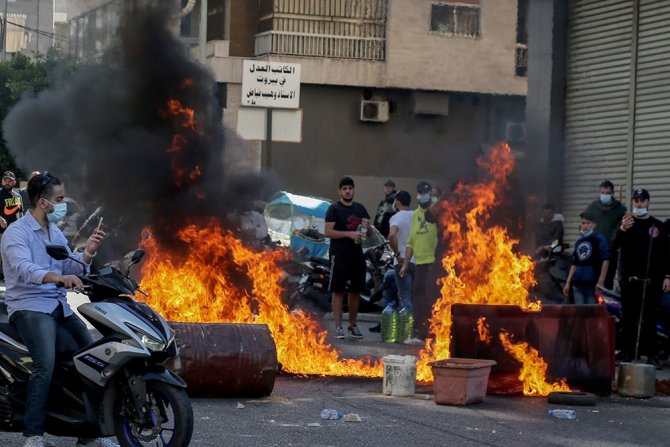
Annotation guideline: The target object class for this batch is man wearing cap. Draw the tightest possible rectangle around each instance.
[400,180,439,340]
[611,188,670,364]
[0,171,23,280]
[324,176,370,340]
[373,179,397,238]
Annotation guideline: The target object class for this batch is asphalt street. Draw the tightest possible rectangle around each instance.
[1,293,669,446]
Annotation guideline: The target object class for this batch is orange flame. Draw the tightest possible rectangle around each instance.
[138,221,381,377]
[499,332,571,396]
[476,317,491,345]
[160,98,203,188]
[416,142,540,383]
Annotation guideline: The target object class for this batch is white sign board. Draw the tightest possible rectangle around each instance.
[242,60,301,109]
[236,107,303,143]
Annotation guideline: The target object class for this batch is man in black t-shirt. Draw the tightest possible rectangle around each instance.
[612,188,670,363]
[0,171,23,280]
[324,176,370,340]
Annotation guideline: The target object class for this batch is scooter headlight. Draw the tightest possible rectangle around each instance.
[126,324,167,352]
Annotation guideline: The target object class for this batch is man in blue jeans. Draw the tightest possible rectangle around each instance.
[1,173,116,447]
[389,191,420,342]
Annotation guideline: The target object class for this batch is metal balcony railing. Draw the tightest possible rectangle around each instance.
[255,30,385,60]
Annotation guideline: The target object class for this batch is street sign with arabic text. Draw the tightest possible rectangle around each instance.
[241,60,301,109]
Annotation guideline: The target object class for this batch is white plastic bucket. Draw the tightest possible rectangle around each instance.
[383,355,417,397]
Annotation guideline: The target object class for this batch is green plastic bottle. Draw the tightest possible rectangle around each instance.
[398,307,414,343]
[381,302,399,343]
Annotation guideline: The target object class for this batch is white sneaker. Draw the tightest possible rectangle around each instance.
[23,436,46,447]
[76,438,120,447]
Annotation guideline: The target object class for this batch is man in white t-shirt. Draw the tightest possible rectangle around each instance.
[388,190,414,310]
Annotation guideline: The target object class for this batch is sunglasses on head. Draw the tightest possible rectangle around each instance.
[38,172,55,198]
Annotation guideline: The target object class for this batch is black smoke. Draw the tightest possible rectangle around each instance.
[3,1,271,256]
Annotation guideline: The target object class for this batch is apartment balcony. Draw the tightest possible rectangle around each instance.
[256,0,387,61]
[255,30,385,60]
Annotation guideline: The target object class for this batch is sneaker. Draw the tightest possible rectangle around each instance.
[348,325,364,339]
[334,326,345,339]
[369,323,381,333]
[76,438,120,447]
[23,436,46,447]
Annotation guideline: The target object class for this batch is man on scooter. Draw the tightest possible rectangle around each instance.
[0,173,117,447]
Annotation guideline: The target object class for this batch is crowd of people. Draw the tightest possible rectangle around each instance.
[536,180,670,366]
[324,176,441,343]
[328,175,669,368]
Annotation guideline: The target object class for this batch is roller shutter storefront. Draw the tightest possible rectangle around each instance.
[563,0,633,245]
[563,0,670,245]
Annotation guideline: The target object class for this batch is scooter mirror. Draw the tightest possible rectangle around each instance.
[46,245,70,260]
[129,249,145,266]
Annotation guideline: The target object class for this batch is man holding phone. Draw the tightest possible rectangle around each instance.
[0,173,115,447]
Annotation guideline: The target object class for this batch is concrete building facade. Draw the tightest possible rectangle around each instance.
[66,0,528,211]
[1,0,57,58]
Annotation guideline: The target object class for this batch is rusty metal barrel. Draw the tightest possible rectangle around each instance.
[166,323,278,397]
[450,304,615,396]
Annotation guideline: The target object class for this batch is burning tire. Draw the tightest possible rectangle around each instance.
[115,381,194,447]
[547,391,597,406]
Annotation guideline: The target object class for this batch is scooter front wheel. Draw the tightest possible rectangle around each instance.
[114,380,194,447]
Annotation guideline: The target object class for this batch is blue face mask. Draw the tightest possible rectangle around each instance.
[417,193,431,204]
[599,194,612,204]
[632,207,648,217]
[45,200,67,223]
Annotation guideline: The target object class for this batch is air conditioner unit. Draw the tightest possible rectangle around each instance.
[359,100,389,123]
[505,121,526,142]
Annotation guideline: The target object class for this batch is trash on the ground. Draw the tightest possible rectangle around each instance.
[343,413,362,422]
[236,402,245,409]
[548,409,576,420]
[320,409,344,420]
[307,422,321,427]
[424,394,431,400]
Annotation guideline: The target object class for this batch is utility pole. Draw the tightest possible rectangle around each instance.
[2,0,8,61]
[35,0,40,53]
[198,0,207,64]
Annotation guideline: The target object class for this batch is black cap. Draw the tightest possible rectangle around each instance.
[417,180,432,193]
[394,190,411,206]
[632,188,650,200]
[2,171,15,180]
[384,179,395,187]
[338,176,355,189]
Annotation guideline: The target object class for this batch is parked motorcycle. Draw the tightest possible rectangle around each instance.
[283,229,393,316]
[532,241,571,304]
[596,285,670,360]
[0,247,193,446]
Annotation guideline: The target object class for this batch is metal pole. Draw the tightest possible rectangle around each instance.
[35,0,40,53]
[198,0,207,64]
[264,108,273,170]
[2,0,8,61]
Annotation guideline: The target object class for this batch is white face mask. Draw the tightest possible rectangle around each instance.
[580,230,593,237]
[632,207,648,217]
[44,200,67,223]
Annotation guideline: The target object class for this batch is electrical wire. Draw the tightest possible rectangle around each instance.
[4,19,68,43]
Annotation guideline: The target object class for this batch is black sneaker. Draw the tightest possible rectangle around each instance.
[369,323,381,333]
[334,326,345,339]
[348,325,363,339]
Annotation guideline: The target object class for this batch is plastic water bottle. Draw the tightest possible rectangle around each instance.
[320,409,344,420]
[355,224,366,245]
[548,409,576,420]
[398,307,414,342]
[381,302,399,343]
